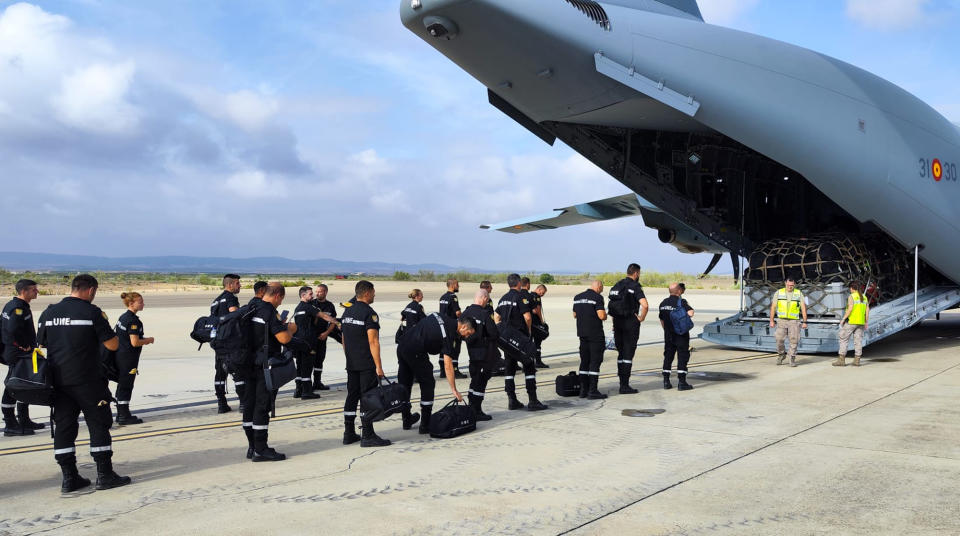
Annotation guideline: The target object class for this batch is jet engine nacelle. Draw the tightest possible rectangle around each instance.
[657,228,715,254]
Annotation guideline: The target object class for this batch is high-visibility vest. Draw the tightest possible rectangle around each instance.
[776,289,803,320]
[849,291,868,325]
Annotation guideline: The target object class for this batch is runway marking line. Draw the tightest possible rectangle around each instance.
[0,352,774,457]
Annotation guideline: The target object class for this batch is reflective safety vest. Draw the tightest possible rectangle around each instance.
[776,288,803,320]
[849,291,868,325]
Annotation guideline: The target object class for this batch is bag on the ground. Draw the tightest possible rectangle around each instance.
[670,296,694,335]
[496,322,537,361]
[360,377,411,422]
[4,349,54,406]
[263,349,297,391]
[429,399,477,439]
[100,347,120,382]
[532,322,550,342]
[555,372,580,397]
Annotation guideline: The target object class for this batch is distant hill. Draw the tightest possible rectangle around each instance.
[0,252,505,276]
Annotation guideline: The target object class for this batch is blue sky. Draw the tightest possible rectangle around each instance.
[0,0,956,274]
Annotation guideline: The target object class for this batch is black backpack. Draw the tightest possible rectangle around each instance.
[4,349,54,406]
[190,316,216,349]
[211,304,257,354]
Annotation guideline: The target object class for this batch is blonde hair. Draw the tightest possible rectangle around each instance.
[408,289,422,300]
[121,292,143,307]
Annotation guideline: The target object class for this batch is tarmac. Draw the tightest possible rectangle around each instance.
[0,283,958,535]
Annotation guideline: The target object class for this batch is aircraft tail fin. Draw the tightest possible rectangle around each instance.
[605,0,703,21]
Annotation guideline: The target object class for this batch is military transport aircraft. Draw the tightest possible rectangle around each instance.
[400,0,960,352]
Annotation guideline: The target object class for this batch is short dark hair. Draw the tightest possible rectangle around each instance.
[253,281,268,295]
[72,274,99,292]
[222,274,240,287]
[355,280,375,298]
[480,281,492,290]
[299,286,312,297]
[785,277,796,283]
[15,279,37,295]
[264,283,285,298]
[507,273,521,288]
[316,283,328,291]
[627,263,641,276]
[520,277,531,287]
[457,317,475,330]
[849,280,862,291]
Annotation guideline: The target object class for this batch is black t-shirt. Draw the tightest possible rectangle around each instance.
[528,292,544,326]
[294,300,320,343]
[115,310,145,360]
[609,278,646,316]
[341,301,380,371]
[247,296,264,308]
[659,296,693,330]
[401,313,457,357]
[312,299,337,332]
[401,301,426,327]
[496,289,531,331]
[37,297,115,386]
[211,290,240,317]
[461,304,498,349]
[2,297,36,362]
[573,289,606,338]
[251,300,288,361]
[438,291,460,320]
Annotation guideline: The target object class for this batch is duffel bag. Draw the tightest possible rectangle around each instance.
[496,323,537,361]
[263,350,297,392]
[532,322,550,342]
[100,346,120,383]
[555,371,580,397]
[429,399,477,439]
[4,349,54,406]
[361,377,411,422]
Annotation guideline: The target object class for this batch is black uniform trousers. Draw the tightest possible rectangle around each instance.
[467,344,494,410]
[295,348,316,388]
[579,336,605,377]
[53,381,114,465]
[662,330,691,375]
[503,350,538,401]
[343,369,379,427]
[613,316,641,380]
[114,351,139,407]
[313,339,328,386]
[239,365,273,451]
[397,345,436,417]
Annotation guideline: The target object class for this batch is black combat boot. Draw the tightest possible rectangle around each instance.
[402,409,421,430]
[293,380,302,398]
[524,377,547,411]
[678,373,694,391]
[3,405,30,436]
[116,404,143,425]
[299,379,320,400]
[619,375,638,394]
[469,394,492,421]
[252,447,286,462]
[343,418,361,445]
[418,406,433,435]
[438,362,446,379]
[58,455,91,493]
[217,396,232,414]
[579,374,589,398]
[360,421,391,447]
[94,454,132,490]
[587,377,607,400]
[507,397,525,410]
[535,356,549,369]
[662,372,673,390]
[313,372,330,391]
[454,369,468,379]
[244,426,255,459]
[18,403,45,430]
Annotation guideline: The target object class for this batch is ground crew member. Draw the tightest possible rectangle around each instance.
[526,280,549,369]
[244,282,297,462]
[211,274,241,413]
[461,290,498,420]
[573,281,608,399]
[608,263,649,394]
[438,278,466,379]
[114,292,155,425]
[292,286,322,400]
[340,280,390,447]
[659,283,695,391]
[37,274,131,492]
[396,312,474,433]
[836,281,869,367]
[497,274,548,411]
[769,277,808,367]
[310,283,337,390]
[2,279,45,436]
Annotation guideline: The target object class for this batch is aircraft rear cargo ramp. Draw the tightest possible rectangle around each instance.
[702,286,960,354]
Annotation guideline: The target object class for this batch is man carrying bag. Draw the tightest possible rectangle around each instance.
[496,274,547,412]
[341,281,391,448]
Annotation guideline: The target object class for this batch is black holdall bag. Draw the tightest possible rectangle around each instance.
[100,346,120,383]
[495,300,537,361]
[555,371,580,397]
[257,316,296,392]
[361,376,411,423]
[4,349,55,406]
[429,399,477,439]
[532,322,550,342]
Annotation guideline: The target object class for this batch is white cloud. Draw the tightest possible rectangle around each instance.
[52,61,139,134]
[222,90,279,131]
[846,0,931,30]
[222,170,289,199]
[698,0,761,25]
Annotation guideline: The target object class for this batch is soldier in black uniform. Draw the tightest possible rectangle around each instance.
[2,279,45,436]
[243,282,297,461]
[438,278,466,379]
[292,286,322,400]
[247,281,267,308]
[310,284,337,391]
[37,274,130,492]
[461,289,498,420]
[397,312,474,433]
[498,274,548,411]
[531,282,550,368]
[113,292,155,425]
[659,283,695,391]
[573,281,608,399]
[608,263,649,394]
[401,289,426,329]
[340,280,390,447]
[210,274,241,413]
